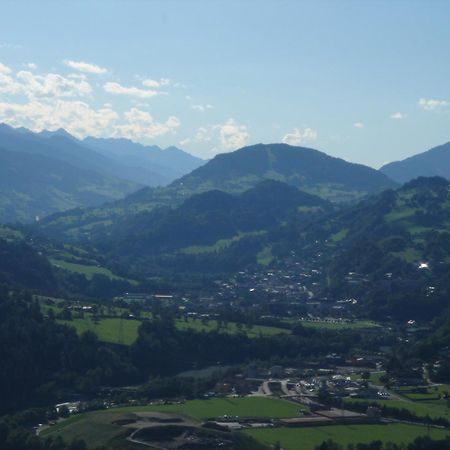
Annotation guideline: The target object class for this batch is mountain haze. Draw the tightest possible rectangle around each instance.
[83,137,205,183]
[0,124,204,222]
[380,142,450,184]
[0,147,138,223]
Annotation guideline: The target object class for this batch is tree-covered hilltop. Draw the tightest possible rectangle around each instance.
[174,143,396,201]
[36,142,396,241]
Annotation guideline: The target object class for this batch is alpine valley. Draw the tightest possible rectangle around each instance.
[3,126,450,450]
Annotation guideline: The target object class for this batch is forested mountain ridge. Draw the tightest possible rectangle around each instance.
[380,141,450,184]
[37,181,331,278]
[37,142,395,240]
[173,143,397,202]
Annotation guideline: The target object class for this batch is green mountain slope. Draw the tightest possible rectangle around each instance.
[173,143,397,202]
[277,176,450,320]
[89,180,331,277]
[38,142,395,240]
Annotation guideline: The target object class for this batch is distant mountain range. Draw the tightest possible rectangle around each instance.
[0,124,204,222]
[37,142,396,240]
[380,142,450,184]
[83,137,203,183]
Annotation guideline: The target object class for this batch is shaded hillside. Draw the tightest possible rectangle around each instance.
[0,237,57,291]
[276,176,450,321]
[380,142,450,184]
[0,148,138,223]
[89,181,331,276]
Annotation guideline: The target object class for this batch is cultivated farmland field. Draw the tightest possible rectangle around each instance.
[59,318,141,345]
[107,397,303,419]
[60,316,290,345]
[244,423,449,450]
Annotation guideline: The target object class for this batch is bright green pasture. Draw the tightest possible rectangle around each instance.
[245,423,449,450]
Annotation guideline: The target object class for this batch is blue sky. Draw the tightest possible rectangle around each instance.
[0,0,449,167]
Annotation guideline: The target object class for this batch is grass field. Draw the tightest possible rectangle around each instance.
[256,246,273,266]
[50,258,137,284]
[180,231,265,255]
[107,397,304,420]
[345,397,450,420]
[293,319,381,331]
[59,317,141,345]
[40,410,132,449]
[177,318,290,337]
[41,397,302,447]
[244,423,449,450]
[60,316,290,345]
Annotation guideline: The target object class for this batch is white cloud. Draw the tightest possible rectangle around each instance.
[353,122,364,128]
[0,99,118,138]
[0,66,92,98]
[282,127,317,146]
[0,99,180,142]
[112,107,180,140]
[142,78,171,88]
[16,70,92,98]
[103,81,159,98]
[179,138,191,146]
[214,118,249,151]
[418,98,448,111]
[0,61,180,143]
[189,119,249,154]
[0,68,21,95]
[64,60,107,74]
[0,63,12,74]
[191,103,213,112]
[390,112,404,119]
[194,126,212,143]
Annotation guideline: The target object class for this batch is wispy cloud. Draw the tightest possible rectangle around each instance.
[353,122,364,128]
[191,103,213,112]
[103,81,159,98]
[418,98,448,111]
[142,78,170,88]
[390,112,405,119]
[64,60,107,74]
[189,118,249,154]
[0,42,22,49]
[282,127,317,146]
